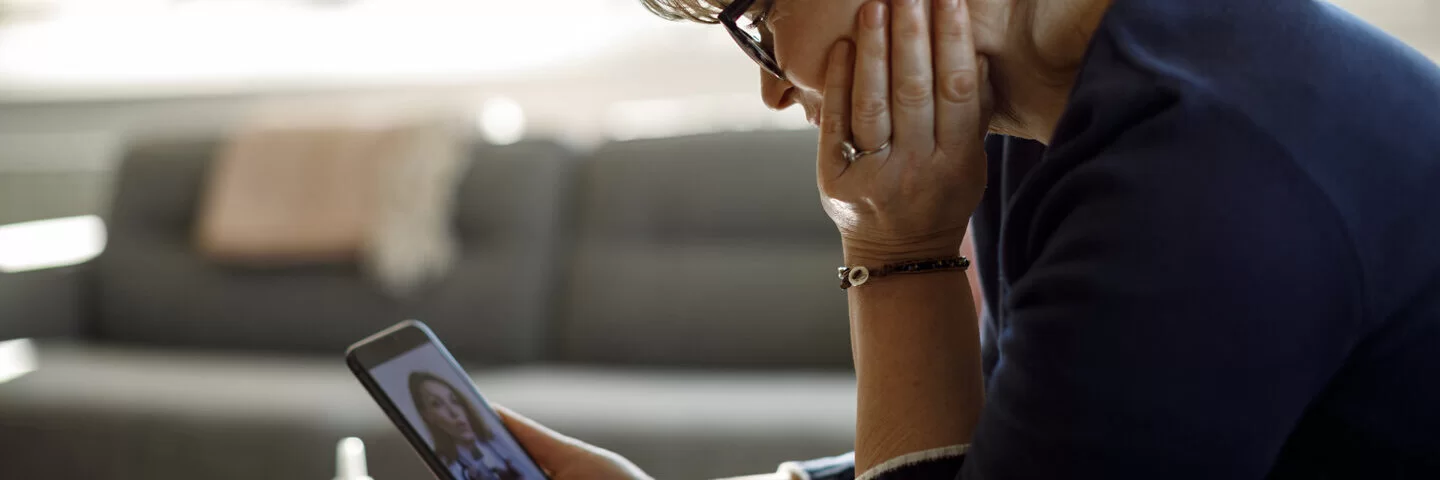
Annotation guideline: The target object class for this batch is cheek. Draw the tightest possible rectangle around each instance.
[769,1,865,92]
[772,38,829,93]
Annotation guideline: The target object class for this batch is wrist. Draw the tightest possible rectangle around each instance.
[842,239,964,266]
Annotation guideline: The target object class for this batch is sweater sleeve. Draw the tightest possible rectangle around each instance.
[957,102,1366,479]
[857,99,1367,480]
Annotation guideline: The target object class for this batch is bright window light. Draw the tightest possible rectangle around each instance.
[0,338,38,385]
[0,4,661,92]
[477,97,527,145]
[0,215,106,273]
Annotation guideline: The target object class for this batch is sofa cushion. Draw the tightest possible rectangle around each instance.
[399,140,575,362]
[564,244,849,368]
[93,139,570,364]
[0,265,89,340]
[0,342,856,480]
[560,131,851,368]
[573,132,836,242]
[94,139,413,356]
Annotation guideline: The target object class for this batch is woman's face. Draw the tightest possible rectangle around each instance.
[755,0,871,123]
[418,380,478,443]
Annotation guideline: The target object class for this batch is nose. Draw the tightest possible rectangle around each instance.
[760,68,798,111]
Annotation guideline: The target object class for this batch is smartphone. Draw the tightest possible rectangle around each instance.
[346,320,550,480]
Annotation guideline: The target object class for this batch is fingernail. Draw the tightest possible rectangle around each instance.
[863,2,886,29]
[939,0,959,8]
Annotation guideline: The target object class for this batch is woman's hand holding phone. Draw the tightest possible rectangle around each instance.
[500,406,803,480]
[494,406,652,480]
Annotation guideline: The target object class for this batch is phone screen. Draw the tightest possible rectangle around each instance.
[349,322,548,480]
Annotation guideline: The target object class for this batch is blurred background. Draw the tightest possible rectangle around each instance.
[0,1,1434,479]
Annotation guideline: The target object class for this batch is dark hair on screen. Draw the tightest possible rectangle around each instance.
[408,371,494,464]
[639,0,732,23]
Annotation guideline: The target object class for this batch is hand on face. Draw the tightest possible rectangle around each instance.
[819,0,993,264]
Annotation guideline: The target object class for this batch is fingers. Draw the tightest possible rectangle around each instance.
[851,1,891,153]
[494,405,585,470]
[934,0,985,153]
[889,0,936,153]
[818,40,856,181]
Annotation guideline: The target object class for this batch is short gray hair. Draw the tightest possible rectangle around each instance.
[638,0,731,24]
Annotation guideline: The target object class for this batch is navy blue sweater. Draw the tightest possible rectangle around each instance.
[808,0,1440,478]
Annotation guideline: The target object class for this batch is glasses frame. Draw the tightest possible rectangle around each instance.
[719,0,785,80]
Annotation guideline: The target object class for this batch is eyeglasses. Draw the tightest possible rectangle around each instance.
[719,0,785,80]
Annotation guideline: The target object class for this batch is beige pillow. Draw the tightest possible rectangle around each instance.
[195,128,392,265]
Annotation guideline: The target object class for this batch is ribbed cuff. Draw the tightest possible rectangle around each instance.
[778,451,856,480]
[855,444,970,480]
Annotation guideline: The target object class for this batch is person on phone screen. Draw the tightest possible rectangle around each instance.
[409,372,523,480]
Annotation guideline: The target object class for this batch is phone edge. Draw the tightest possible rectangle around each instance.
[345,321,464,480]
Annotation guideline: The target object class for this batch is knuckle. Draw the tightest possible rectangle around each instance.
[934,10,970,40]
[852,95,889,123]
[940,69,981,104]
[893,75,934,108]
[936,24,967,43]
[822,113,848,136]
[893,21,925,39]
[857,37,884,57]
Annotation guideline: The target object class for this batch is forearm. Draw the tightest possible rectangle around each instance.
[847,249,985,473]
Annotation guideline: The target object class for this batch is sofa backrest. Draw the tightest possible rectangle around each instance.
[408,141,574,363]
[92,138,571,364]
[557,131,852,369]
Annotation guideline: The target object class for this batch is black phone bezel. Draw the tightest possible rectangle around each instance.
[344,320,550,480]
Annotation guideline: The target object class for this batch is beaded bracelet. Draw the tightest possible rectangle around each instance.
[838,256,971,290]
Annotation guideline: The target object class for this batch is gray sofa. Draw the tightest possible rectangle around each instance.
[0,131,856,480]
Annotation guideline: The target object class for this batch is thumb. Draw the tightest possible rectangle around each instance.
[494,405,588,469]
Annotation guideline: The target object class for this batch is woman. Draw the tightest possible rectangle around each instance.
[501,0,1440,479]
[409,372,524,480]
